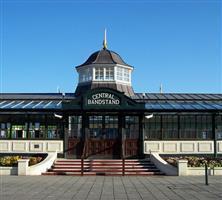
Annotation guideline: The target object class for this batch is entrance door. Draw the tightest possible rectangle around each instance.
[124,116,140,158]
[67,116,83,158]
[87,115,120,158]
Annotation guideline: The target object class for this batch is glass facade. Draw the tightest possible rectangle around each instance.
[0,113,220,141]
[0,114,63,139]
[144,114,216,140]
[180,116,196,139]
[216,115,222,139]
[125,116,139,139]
[89,115,118,139]
[144,115,161,139]
[162,115,178,139]
[68,116,82,138]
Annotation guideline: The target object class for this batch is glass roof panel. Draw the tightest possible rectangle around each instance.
[145,102,165,110]
[163,94,176,100]
[205,102,222,110]
[0,100,63,110]
[22,101,36,109]
[146,94,158,100]
[168,102,185,110]
[0,101,9,108]
[1,101,19,109]
[145,103,153,109]
[11,101,28,109]
[196,94,209,100]
[188,102,205,110]
[196,102,214,110]
[44,101,62,109]
[213,94,222,99]
[158,102,174,109]
[153,94,165,100]
[180,94,193,100]
[171,94,184,100]
[187,94,202,100]
[180,102,196,110]
[150,102,165,109]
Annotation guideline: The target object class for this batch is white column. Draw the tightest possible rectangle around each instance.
[18,159,29,175]
[92,67,95,81]
[177,160,188,176]
[103,67,106,80]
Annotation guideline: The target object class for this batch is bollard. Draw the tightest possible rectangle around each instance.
[205,163,208,185]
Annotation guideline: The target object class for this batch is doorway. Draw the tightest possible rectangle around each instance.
[87,115,120,158]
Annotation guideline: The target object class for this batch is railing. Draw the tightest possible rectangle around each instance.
[122,138,125,176]
[81,139,88,176]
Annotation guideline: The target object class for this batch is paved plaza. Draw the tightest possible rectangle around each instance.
[0,176,222,200]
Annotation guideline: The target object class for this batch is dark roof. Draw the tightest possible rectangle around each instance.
[0,92,222,111]
[75,83,134,97]
[0,93,75,100]
[144,101,222,111]
[76,49,132,68]
[133,93,222,101]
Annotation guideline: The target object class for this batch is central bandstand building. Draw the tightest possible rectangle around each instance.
[0,38,222,162]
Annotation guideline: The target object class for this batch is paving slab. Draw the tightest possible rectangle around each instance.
[0,176,221,200]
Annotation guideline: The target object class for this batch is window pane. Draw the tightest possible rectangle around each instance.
[95,68,104,80]
[125,116,139,139]
[105,67,114,80]
[196,115,212,139]
[216,115,222,139]
[144,115,161,139]
[162,115,178,139]
[68,116,82,138]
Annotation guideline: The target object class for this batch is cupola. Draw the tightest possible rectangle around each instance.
[75,30,134,96]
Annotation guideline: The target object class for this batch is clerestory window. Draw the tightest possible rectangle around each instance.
[105,67,114,80]
[116,67,130,82]
[95,68,104,80]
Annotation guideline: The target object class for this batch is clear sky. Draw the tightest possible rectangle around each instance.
[0,0,221,94]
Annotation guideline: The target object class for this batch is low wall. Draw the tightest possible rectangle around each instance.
[0,166,17,175]
[0,152,57,175]
[144,140,222,154]
[18,152,57,175]
[150,153,177,175]
[177,159,222,176]
[0,140,63,154]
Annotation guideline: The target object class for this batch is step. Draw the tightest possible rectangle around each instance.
[55,159,150,162]
[50,168,160,173]
[42,171,164,176]
[43,158,164,176]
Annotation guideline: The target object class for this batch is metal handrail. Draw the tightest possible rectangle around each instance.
[81,139,88,176]
[122,137,125,176]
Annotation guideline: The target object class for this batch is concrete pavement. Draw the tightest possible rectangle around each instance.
[0,176,222,200]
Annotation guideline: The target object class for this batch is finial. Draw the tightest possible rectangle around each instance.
[103,28,107,49]
[160,83,163,93]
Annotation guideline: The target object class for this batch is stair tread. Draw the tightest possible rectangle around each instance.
[43,158,164,176]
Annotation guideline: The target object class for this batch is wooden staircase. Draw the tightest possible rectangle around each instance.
[42,159,165,176]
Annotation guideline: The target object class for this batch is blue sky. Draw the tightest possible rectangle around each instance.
[0,0,221,94]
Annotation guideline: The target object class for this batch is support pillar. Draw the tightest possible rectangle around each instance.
[18,159,29,176]
[213,114,217,158]
[139,114,144,157]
